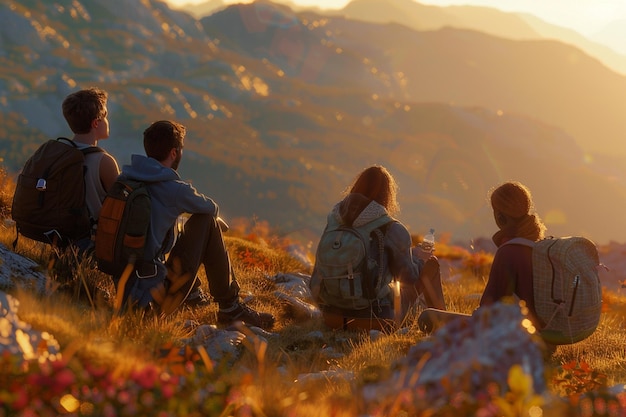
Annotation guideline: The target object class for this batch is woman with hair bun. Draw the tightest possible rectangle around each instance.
[419,181,547,332]
[480,181,546,325]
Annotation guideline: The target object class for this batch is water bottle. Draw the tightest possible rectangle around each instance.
[422,228,435,254]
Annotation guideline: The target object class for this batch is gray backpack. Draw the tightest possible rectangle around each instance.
[311,214,393,311]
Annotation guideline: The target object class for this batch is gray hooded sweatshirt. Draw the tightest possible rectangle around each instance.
[120,154,218,265]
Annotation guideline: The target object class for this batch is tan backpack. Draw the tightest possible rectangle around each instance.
[506,236,602,345]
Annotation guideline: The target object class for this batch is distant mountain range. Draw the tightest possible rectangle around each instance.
[590,18,626,56]
[1,0,626,246]
[178,0,626,77]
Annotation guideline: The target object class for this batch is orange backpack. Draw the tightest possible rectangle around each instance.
[95,178,151,276]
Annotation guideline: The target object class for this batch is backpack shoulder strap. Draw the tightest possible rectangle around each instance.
[358,215,394,291]
[501,237,535,248]
[56,137,78,148]
[81,146,105,156]
[55,137,104,155]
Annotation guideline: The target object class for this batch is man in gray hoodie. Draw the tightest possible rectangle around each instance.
[116,120,275,330]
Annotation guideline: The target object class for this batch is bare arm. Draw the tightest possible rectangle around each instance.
[99,152,120,192]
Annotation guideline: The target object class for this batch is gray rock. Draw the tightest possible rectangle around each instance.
[0,291,61,364]
[0,243,47,294]
[360,301,547,412]
[369,329,384,341]
[183,324,246,366]
[269,272,321,321]
[274,290,321,321]
[305,330,325,341]
[269,272,314,299]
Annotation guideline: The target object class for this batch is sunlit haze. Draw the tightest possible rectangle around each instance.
[165,0,626,36]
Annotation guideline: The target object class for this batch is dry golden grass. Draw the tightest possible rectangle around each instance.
[2,221,626,416]
[551,292,626,388]
[0,166,15,219]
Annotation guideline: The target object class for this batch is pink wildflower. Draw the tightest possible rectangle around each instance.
[11,385,29,410]
[51,368,76,395]
[161,382,175,399]
[132,365,160,389]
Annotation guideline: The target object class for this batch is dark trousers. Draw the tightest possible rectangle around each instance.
[168,213,239,306]
[121,214,239,309]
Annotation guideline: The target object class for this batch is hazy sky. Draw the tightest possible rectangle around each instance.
[166,0,625,36]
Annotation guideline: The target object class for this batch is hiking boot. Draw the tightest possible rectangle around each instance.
[184,288,211,308]
[217,303,275,330]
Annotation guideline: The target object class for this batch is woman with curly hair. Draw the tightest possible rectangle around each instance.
[310,165,445,331]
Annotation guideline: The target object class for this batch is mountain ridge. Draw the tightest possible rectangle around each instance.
[202,6,626,156]
[178,0,626,77]
[1,0,626,246]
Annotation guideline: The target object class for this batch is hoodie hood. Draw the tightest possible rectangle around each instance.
[333,193,389,227]
[121,154,180,183]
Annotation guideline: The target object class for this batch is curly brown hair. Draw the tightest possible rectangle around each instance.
[346,165,399,215]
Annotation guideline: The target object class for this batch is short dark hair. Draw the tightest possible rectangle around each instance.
[62,87,108,134]
[143,120,186,162]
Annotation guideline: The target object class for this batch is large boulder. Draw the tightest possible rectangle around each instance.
[361,301,547,413]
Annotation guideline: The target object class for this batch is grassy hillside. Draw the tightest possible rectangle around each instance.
[1,212,626,416]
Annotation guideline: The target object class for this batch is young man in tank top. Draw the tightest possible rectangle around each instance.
[41,88,121,282]
[61,87,120,224]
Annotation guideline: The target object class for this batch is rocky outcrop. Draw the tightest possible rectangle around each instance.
[361,301,547,413]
